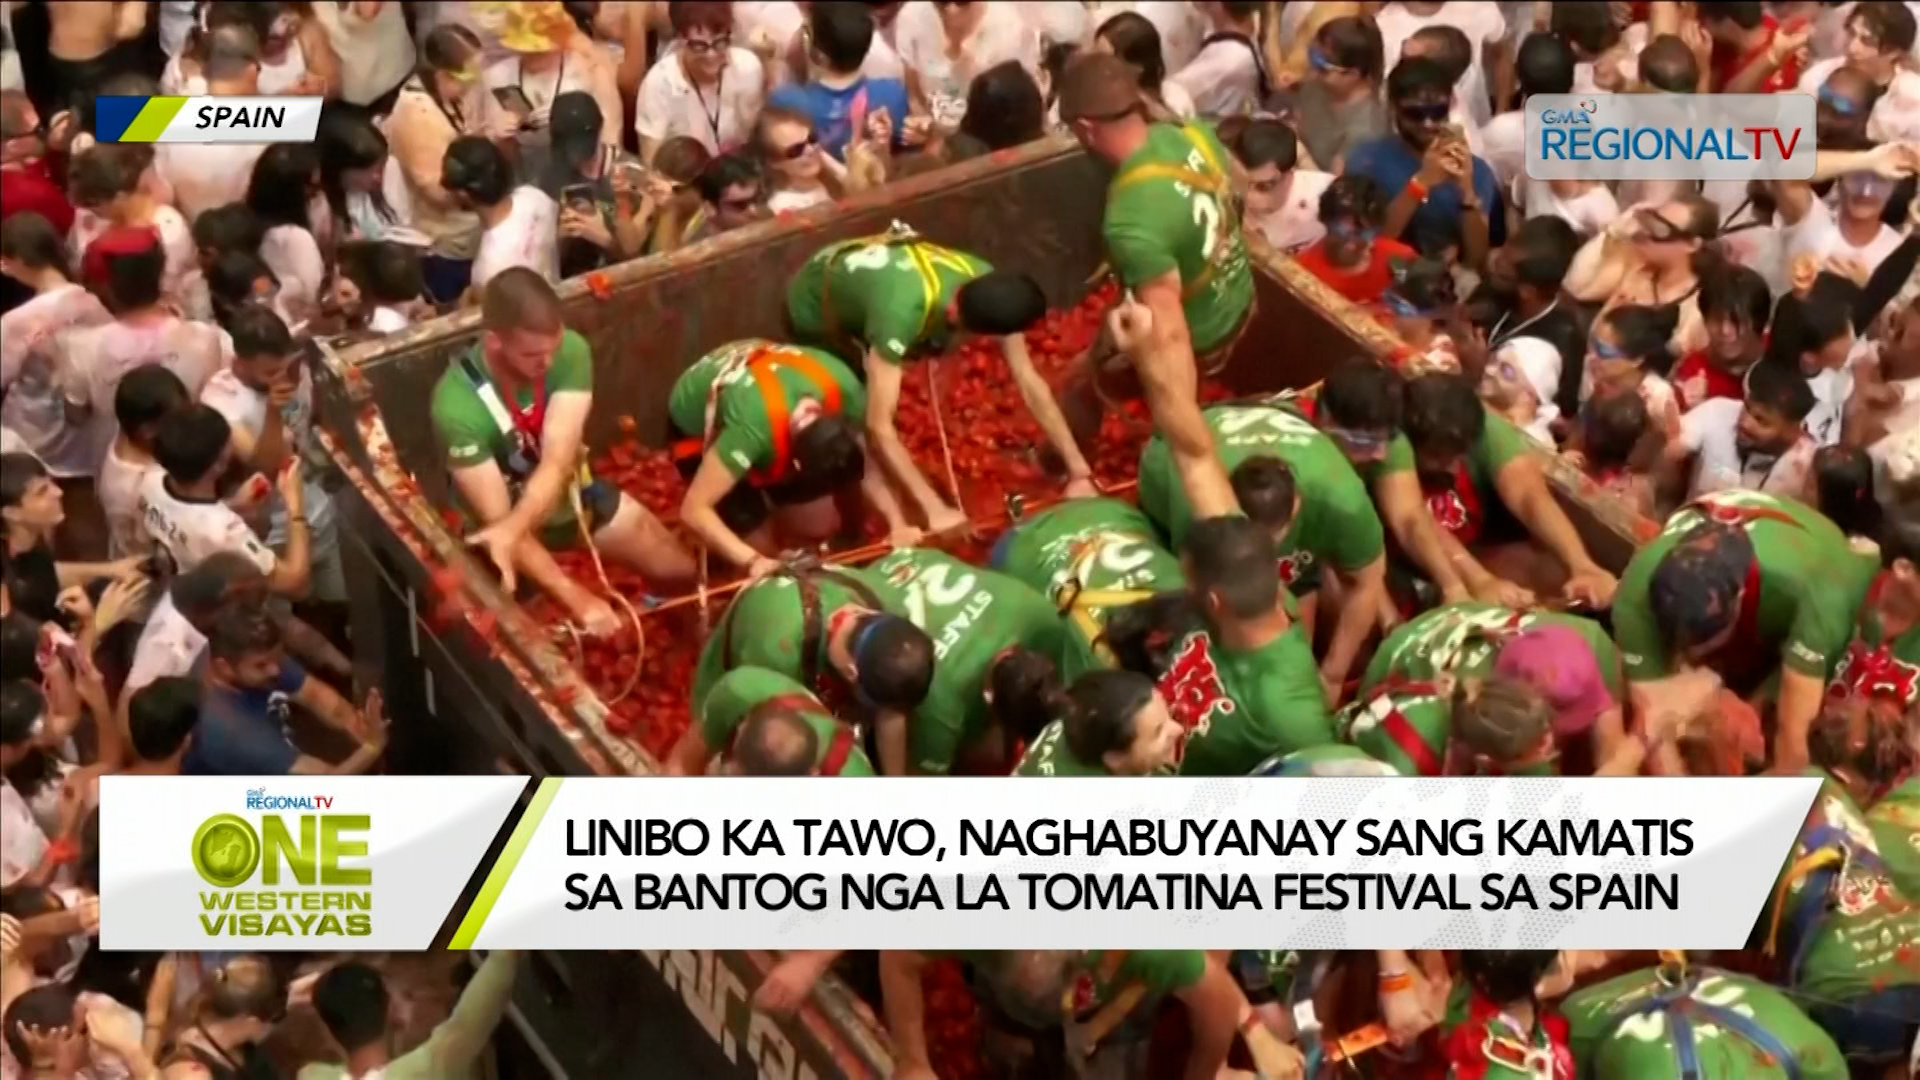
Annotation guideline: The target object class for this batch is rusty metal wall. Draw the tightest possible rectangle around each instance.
[331,137,1108,497]
[315,136,1662,1080]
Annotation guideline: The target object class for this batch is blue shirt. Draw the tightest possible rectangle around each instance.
[768,77,910,159]
[183,660,308,776]
[1342,135,1506,254]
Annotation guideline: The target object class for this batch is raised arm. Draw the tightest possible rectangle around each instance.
[1107,295,1239,521]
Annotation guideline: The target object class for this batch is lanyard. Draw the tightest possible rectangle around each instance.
[1490,297,1558,348]
[693,67,726,148]
[465,355,547,446]
[518,52,567,109]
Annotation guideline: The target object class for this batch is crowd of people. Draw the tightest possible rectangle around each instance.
[0,0,1917,1078]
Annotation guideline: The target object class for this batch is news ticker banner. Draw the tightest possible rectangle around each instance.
[1525,92,1815,181]
[99,775,1819,952]
[94,95,322,144]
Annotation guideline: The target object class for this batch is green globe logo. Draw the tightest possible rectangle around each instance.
[192,814,261,888]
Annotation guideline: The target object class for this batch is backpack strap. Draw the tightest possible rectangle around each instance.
[1198,30,1272,101]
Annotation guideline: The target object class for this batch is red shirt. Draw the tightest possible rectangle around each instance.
[1670,350,1751,413]
[0,160,75,237]
[1712,15,1802,92]
[1293,237,1417,306]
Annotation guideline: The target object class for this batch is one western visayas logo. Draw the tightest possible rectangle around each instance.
[193,790,372,938]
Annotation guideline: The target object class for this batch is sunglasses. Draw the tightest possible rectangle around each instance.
[777,132,819,160]
[1398,102,1451,123]
[1817,85,1863,117]
[681,35,732,55]
[1633,211,1690,243]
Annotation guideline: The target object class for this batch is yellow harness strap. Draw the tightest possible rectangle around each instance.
[1065,586,1156,666]
[1763,848,1844,957]
[1109,122,1236,301]
[819,229,971,354]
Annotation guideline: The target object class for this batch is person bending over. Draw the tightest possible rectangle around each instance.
[784,225,1071,531]
[437,269,693,634]
[1014,668,1184,777]
[1374,373,1616,606]
[669,338,915,578]
[669,665,877,777]
[1612,491,1882,774]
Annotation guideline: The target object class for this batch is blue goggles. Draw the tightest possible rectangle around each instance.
[1381,291,1440,320]
[1325,425,1391,452]
[1817,84,1862,117]
[1590,337,1631,361]
[1307,45,1336,73]
[1326,220,1377,243]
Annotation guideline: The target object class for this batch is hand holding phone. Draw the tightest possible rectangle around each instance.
[493,86,534,117]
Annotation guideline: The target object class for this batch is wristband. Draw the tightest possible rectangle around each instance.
[45,837,78,866]
[1378,970,1414,993]
[1405,178,1430,203]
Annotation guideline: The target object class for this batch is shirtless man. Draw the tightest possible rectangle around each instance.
[44,3,150,112]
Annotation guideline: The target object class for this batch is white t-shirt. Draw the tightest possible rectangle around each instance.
[258,38,310,96]
[1479,110,1525,193]
[126,591,208,694]
[1169,34,1265,119]
[767,187,832,214]
[67,205,205,318]
[311,0,416,106]
[1807,357,1861,449]
[1682,397,1818,498]
[471,187,560,290]
[1784,196,1905,279]
[99,442,162,559]
[0,284,112,477]
[1798,57,1920,143]
[139,470,278,577]
[199,366,336,545]
[894,1,1040,128]
[1523,180,1620,236]
[0,780,46,890]
[367,305,412,333]
[260,224,327,327]
[634,47,766,154]
[59,316,224,473]
[155,141,267,224]
[1017,2,1092,48]
[1252,169,1334,254]
[1089,2,1207,72]
[1376,1,1507,125]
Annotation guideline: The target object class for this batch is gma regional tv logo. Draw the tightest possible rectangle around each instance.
[192,789,371,938]
[1525,92,1814,182]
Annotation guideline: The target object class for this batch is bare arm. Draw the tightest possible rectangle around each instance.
[293,674,361,736]
[424,952,523,1073]
[1171,956,1243,1080]
[864,354,961,528]
[878,951,935,1072]
[1563,227,1632,303]
[298,17,341,97]
[1492,455,1610,583]
[1322,555,1387,688]
[1770,669,1823,774]
[681,451,767,570]
[451,457,609,614]
[858,435,914,539]
[1113,286,1239,522]
[1372,471,1472,600]
[1001,333,1094,486]
[663,727,714,776]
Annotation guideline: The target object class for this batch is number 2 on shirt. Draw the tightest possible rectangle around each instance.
[903,563,977,629]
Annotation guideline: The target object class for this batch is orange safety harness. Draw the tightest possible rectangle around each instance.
[671,343,846,487]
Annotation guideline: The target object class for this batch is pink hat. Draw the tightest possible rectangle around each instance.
[1493,624,1615,737]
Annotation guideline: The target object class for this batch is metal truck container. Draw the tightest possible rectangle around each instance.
[313,136,1657,1079]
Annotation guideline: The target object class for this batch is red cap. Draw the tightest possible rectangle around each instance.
[81,224,161,289]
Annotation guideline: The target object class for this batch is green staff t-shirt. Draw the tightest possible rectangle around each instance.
[785,236,990,363]
[667,339,868,479]
[697,666,874,775]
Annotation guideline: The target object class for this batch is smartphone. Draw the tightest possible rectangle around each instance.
[493,85,534,116]
[561,183,598,216]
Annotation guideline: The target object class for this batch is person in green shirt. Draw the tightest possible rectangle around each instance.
[1612,490,1882,774]
[863,546,1067,775]
[1752,771,1920,1069]
[1138,400,1389,695]
[1013,668,1183,777]
[667,666,875,776]
[1054,52,1256,451]
[990,495,1186,680]
[1249,743,1399,777]
[1560,965,1849,1080]
[1098,294,1334,774]
[1824,530,1920,720]
[1377,373,1617,609]
[690,562,933,734]
[302,951,522,1080]
[431,269,693,635]
[880,948,1291,1080]
[668,338,917,579]
[785,224,1091,534]
[1346,602,1654,776]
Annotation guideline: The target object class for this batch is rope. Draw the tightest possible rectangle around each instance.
[551,473,646,705]
[925,356,965,512]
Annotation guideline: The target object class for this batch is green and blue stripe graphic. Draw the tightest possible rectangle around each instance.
[95,96,190,143]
